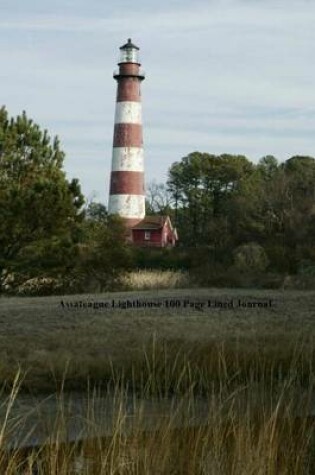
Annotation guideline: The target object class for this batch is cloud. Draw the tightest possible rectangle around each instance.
[1,0,315,202]
[0,1,313,35]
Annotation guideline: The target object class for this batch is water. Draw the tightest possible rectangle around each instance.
[0,391,210,450]
[1,388,314,451]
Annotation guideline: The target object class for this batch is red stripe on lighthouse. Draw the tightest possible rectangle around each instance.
[118,63,142,76]
[113,123,143,148]
[117,79,141,102]
[110,171,144,195]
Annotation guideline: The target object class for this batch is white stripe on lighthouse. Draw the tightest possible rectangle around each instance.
[111,147,144,172]
[114,101,142,124]
[108,194,145,218]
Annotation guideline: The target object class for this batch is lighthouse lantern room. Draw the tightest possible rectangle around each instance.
[119,38,140,64]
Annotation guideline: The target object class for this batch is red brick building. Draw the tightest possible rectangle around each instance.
[131,216,178,247]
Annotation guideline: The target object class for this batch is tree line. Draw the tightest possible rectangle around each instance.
[148,152,315,278]
[0,107,131,294]
[1,107,315,294]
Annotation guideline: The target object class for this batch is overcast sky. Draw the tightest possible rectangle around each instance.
[1,0,315,204]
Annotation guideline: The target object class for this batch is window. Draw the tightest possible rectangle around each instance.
[144,231,151,240]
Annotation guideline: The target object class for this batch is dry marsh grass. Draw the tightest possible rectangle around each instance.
[0,285,314,472]
[0,350,314,474]
[121,270,190,290]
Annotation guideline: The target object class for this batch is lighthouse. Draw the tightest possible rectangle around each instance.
[107,39,178,247]
[108,38,145,228]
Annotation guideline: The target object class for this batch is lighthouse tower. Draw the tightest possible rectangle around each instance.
[108,39,145,228]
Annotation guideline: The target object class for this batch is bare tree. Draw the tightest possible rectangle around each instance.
[146,180,173,214]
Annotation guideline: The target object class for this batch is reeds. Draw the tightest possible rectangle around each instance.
[0,339,314,474]
[121,270,190,290]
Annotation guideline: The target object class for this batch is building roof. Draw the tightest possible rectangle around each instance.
[120,38,139,50]
[132,216,169,230]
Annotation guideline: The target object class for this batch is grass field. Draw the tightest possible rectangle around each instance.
[0,288,314,392]
[0,288,314,472]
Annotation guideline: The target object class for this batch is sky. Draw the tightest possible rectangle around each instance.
[1,0,315,205]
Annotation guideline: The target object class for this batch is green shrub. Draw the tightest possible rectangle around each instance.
[233,242,269,273]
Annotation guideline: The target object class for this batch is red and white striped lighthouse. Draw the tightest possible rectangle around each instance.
[108,39,145,228]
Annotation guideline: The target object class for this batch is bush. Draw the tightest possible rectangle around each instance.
[72,216,133,292]
[132,247,190,271]
[0,269,82,296]
[233,242,269,273]
[17,277,64,296]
